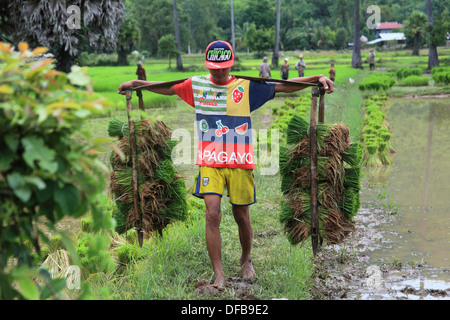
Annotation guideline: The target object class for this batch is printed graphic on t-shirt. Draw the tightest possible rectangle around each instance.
[174,75,275,169]
[215,120,229,137]
[226,79,250,117]
[192,76,227,115]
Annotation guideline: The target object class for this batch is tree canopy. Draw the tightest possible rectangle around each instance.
[125,0,449,55]
[1,0,448,65]
[2,0,124,72]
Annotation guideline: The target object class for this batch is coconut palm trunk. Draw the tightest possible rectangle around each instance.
[426,0,439,70]
[173,0,183,71]
[351,0,362,69]
[272,0,281,68]
[231,0,236,53]
[412,33,420,56]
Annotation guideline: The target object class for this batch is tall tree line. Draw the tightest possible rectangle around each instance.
[127,0,448,55]
[1,0,447,71]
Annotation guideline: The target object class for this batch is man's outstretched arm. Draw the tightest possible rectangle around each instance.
[275,74,334,94]
[118,80,176,96]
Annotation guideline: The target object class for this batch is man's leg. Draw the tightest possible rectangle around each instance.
[232,205,256,279]
[203,194,226,288]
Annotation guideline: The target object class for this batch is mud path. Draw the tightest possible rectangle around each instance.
[194,277,258,299]
[312,204,450,300]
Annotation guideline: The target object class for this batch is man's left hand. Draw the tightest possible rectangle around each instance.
[319,76,334,94]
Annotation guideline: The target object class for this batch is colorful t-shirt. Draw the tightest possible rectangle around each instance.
[174,75,276,169]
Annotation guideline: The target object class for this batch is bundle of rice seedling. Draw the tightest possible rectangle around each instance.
[361,96,396,167]
[108,118,188,235]
[279,115,362,245]
[108,118,131,138]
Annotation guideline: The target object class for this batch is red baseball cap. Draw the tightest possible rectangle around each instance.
[204,40,235,69]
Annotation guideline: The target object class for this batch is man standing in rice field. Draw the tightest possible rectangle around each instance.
[280,58,290,80]
[329,63,336,82]
[259,56,271,78]
[295,54,306,77]
[118,40,334,289]
[368,49,376,71]
[135,61,147,99]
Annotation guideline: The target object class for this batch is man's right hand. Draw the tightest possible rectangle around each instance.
[117,81,135,95]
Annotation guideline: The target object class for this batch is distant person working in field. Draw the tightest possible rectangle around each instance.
[118,40,334,289]
[259,57,271,78]
[328,63,336,82]
[368,49,376,71]
[135,61,147,98]
[280,58,289,80]
[295,54,306,77]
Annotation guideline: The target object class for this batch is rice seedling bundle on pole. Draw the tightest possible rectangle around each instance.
[279,91,362,248]
[108,103,188,242]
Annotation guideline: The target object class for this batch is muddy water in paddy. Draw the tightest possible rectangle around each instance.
[316,97,450,300]
[368,98,450,268]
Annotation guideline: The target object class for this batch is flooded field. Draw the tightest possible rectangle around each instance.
[376,97,450,268]
[316,97,450,300]
[366,97,449,295]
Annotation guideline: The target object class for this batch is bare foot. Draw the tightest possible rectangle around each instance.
[241,259,257,279]
[211,273,226,290]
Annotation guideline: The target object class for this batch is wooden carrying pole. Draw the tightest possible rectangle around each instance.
[136,88,145,113]
[138,94,145,112]
[126,90,144,247]
[310,87,320,256]
[319,88,325,124]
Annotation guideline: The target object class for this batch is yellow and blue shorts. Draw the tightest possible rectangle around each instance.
[193,166,256,206]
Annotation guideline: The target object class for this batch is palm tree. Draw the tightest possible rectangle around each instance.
[6,0,124,73]
[272,0,281,68]
[173,0,184,71]
[403,11,428,56]
[117,16,141,66]
[231,0,236,53]
[427,0,439,70]
[286,19,318,50]
[235,22,251,52]
[351,0,362,69]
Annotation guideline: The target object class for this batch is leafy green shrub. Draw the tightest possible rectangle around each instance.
[0,42,114,299]
[395,67,423,79]
[399,75,429,86]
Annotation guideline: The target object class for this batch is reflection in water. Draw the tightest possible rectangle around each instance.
[362,98,450,283]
